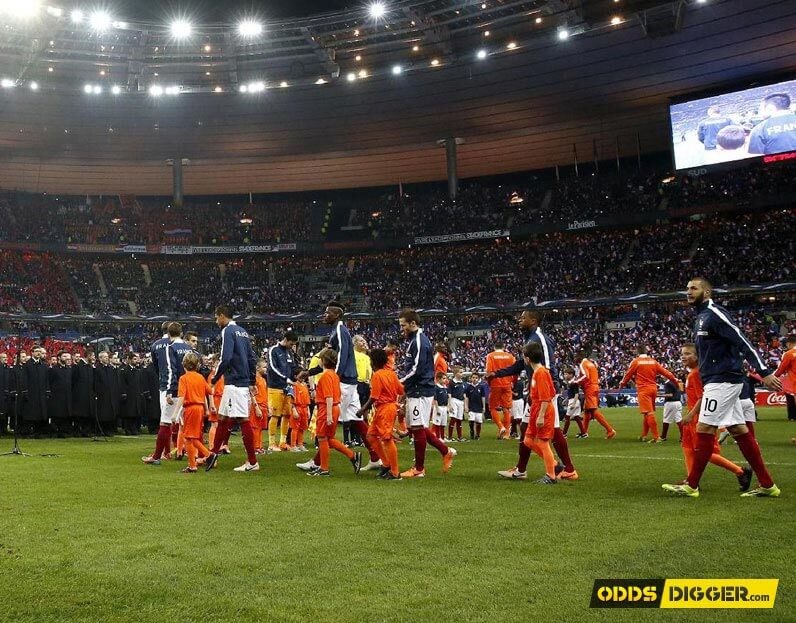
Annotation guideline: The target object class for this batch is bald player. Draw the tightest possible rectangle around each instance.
[485,341,516,439]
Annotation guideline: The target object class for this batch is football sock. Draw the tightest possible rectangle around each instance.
[491,412,503,430]
[318,438,330,471]
[641,415,649,438]
[176,425,186,455]
[456,420,462,439]
[384,440,399,476]
[425,426,449,456]
[593,410,612,432]
[239,420,258,465]
[469,421,475,439]
[562,417,571,436]
[517,438,532,472]
[646,414,659,439]
[354,420,379,462]
[411,428,427,470]
[448,422,454,439]
[154,424,171,459]
[208,422,217,450]
[552,428,575,472]
[575,416,586,435]
[686,432,715,489]
[280,416,290,446]
[186,441,198,469]
[734,431,773,488]
[681,444,695,474]
[676,422,683,439]
[661,422,670,439]
[503,412,511,433]
[709,452,743,476]
[745,421,755,438]
[367,434,386,465]
[330,437,354,460]
[476,423,482,437]
[342,422,351,445]
[211,418,231,453]
[583,412,592,433]
[530,439,557,479]
[268,416,278,447]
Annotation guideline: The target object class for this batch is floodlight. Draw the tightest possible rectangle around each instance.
[89,10,111,31]
[237,19,262,37]
[369,2,386,19]
[476,49,487,59]
[170,19,192,39]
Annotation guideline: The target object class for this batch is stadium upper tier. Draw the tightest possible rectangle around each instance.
[0,0,794,194]
[1,159,794,246]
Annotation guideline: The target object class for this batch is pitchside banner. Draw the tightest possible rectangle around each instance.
[590,579,778,608]
[413,230,509,245]
[754,391,790,407]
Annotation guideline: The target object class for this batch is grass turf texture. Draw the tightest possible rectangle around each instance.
[0,407,792,623]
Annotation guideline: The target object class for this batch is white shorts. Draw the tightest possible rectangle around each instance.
[740,398,756,423]
[566,397,581,418]
[219,385,250,420]
[449,398,464,420]
[406,396,433,428]
[511,399,525,421]
[468,410,483,424]
[552,395,561,429]
[159,390,182,425]
[698,383,744,428]
[432,406,449,427]
[339,382,362,423]
[521,402,530,425]
[663,402,683,424]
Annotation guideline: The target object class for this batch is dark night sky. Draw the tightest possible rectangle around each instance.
[114,0,363,22]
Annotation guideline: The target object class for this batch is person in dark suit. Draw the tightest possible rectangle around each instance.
[20,346,49,437]
[72,350,96,437]
[93,351,120,436]
[48,351,74,437]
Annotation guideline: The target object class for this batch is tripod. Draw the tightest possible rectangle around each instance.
[1,340,31,457]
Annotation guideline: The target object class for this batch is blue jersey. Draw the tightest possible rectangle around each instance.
[399,328,435,398]
[150,335,171,392]
[329,321,357,386]
[167,339,194,394]
[434,385,449,407]
[465,383,485,412]
[748,112,796,155]
[694,300,771,385]
[697,116,732,150]
[266,343,297,390]
[449,379,466,400]
[496,327,558,390]
[663,380,681,403]
[212,321,257,388]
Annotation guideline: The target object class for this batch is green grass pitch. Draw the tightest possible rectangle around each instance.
[1,407,793,623]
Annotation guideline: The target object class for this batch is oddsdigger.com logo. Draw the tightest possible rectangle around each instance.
[590,579,778,608]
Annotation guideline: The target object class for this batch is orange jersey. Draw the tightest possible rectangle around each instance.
[293,382,311,412]
[620,355,678,391]
[315,369,341,421]
[529,365,556,439]
[434,353,449,375]
[370,368,405,410]
[210,371,225,409]
[576,358,600,394]
[775,347,796,393]
[254,374,268,410]
[178,370,212,407]
[486,351,516,389]
[685,368,704,411]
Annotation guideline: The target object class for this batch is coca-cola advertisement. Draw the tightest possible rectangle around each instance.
[755,391,790,407]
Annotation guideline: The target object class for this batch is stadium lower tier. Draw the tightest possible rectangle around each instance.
[1,206,793,316]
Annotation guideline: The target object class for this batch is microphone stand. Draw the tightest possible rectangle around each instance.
[1,334,31,457]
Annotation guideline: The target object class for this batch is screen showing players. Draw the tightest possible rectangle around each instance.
[670,77,796,170]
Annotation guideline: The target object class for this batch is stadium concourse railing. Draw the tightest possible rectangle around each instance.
[0,283,794,325]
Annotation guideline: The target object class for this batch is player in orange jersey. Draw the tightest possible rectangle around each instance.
[485,341,516,439]
[678,343,752,491]
[309,348,362,477]
[434,343,449,375]
[176,352,215,473]
[291,371,311,452]
[574,349,616,439]
[358,348,404,480]
[207,354,228,454]
[521,342,558,484]
[250,359,269,454]
[618,346,678,443]
[774,335,796,423]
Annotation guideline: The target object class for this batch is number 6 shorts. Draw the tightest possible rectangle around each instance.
[405,396,434,428]
[698,383,745,428]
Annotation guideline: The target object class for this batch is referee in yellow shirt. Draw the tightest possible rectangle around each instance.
[353,335,372,431]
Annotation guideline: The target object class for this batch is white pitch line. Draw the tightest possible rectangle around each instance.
[461,448,796,467]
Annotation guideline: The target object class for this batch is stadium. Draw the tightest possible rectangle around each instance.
[0,0,794,620]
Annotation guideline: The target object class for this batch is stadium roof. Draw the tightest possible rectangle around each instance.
[0,0,794,194]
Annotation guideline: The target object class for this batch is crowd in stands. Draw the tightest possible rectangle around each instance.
[2,161,794,247]
[1,205,792,316]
